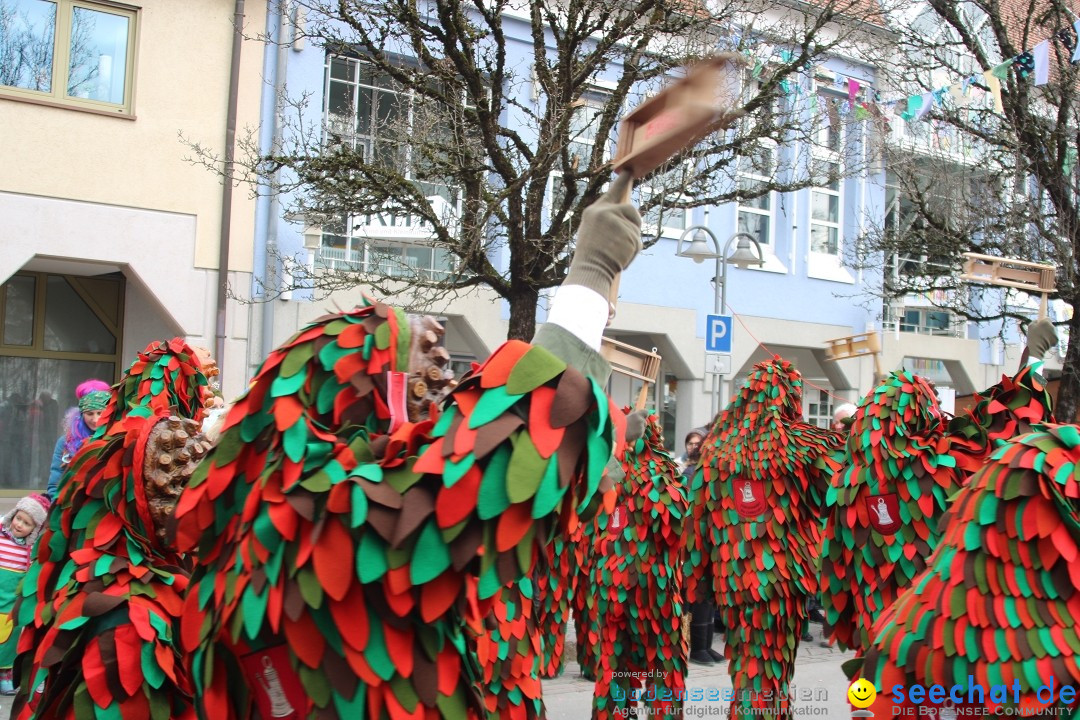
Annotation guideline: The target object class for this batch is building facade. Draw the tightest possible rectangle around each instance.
[0,0,266,493]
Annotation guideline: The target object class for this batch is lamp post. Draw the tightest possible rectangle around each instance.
[677,222,765,418]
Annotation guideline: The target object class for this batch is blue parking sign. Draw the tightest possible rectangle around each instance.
[706,314,733,353]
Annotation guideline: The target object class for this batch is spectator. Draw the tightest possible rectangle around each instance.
[45,380,111,500]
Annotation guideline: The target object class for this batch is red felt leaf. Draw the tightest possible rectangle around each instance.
[82,639,112,708]
[384,623,415,678]
[115,624,144,698]
[330,584,370,651]
[313,518,354,602]
[527,386,564,459]
[435,466,481,528]
[477,340,531,388]
[283,613,325,668]
[273,394,306,432]
[412,439,447,475]
[421,572,462,623]
[496,503,533,552]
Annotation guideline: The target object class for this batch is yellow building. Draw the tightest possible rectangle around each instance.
[0,0,264,495]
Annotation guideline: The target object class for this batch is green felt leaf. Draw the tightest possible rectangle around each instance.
[271,368,307,397]
[411,520,451,585]
[394,308,411,371]
[365,620,395,681]
[468,386,525,430]
[316,375,342,415]
[478,446,512,520]
[300,663,332,707]
[357,531,388,582]
[532,453,565,519]
[507,433,546,504]
[505,346,566,395]
[280,342,316,378]
[241,584,267,640]
[296,566,324,609]
[374,319,392,350]
[282,420,307,463]
[351,484,369,528]
[318,339,353,372]
[444,453,475,487]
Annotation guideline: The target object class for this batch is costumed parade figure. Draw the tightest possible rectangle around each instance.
[687,358,843,717]
[11,339,218,719]
[822,321,1058,663]
[170,173,642,719]
[819,370,962,654]
[534,531,577,679]
[591,410,688,720]
[853,322,1064,717]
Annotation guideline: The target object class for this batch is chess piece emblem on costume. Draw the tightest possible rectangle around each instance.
[740,481,755,504]
[873,497,893,525]
[256,655,296,718]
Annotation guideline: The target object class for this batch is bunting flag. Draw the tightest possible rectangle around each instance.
[1032,40,1050,85]
[859,423,1080,717]
[591,412,688,720]
[982,69,1004,112]
[11,339,216,720]
[820,370,962,655]
[170,298,621,720]
[847,78,861,103]
[686,358,844,717]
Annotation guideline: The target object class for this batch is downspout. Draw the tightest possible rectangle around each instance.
[262,6,290,360]
[216,0,245,380]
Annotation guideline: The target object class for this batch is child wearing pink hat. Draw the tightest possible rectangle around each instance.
[45,380,111,500]
[0,493,49,694]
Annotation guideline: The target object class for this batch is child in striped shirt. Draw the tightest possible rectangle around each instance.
[0,494,49,695]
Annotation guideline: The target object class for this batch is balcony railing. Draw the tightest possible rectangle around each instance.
[881,319,968,339]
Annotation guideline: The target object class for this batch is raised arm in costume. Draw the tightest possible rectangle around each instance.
[11,340,217,719]
[171,174,641,720]
[591,410,688,720]
[686,357,843,717]
[819,370,962,654]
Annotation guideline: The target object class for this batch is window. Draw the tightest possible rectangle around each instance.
[324,55,459,203]
[641,162,691,238]
[316,216,457,281]
[548,91,611,216]
[0,271,123,492]
[804,386,835,429]
[736,142,775,249]
[0,0,137,114]
[322,56,463,278]
[810,94,843,256]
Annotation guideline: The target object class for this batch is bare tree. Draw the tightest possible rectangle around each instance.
[192,0,894,340]
[850,0,1080,416]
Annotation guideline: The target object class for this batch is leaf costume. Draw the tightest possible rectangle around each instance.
[171,300,622,720]
[820,370,961,654]
[591,411,688,720]
[686,357,842,716]
[534,533,575,679]
[861,422,1080,717]
[12,339,216,720]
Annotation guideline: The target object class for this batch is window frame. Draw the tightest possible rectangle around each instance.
[315,216,458,282]
[735,139,777,251]
[0,0,139,117]
[809,91,844,258]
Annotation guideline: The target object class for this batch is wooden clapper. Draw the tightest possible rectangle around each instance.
[604,53,747,318]
[600,337,663,410]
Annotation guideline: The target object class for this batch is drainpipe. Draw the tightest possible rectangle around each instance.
[216,0,245,381]
[261,5,291,361]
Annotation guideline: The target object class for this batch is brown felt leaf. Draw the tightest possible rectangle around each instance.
[391,489,435,548]
[551,369,591,428]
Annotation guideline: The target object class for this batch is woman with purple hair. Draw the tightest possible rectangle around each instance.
[44,380,111,500]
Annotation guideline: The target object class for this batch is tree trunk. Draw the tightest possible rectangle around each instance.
[1057,303,1080,423]
[507,284,541,341]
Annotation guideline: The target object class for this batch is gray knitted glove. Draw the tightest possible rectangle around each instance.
[564,173,642,297]
[624,409,648,443]
[1026,318,1058,360]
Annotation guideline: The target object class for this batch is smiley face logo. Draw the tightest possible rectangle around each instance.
[848,678,877,709]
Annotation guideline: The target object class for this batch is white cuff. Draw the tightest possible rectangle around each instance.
[546,285,610,351]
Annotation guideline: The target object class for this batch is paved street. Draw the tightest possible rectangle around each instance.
[545,623,856,718]
[0,625,853,718]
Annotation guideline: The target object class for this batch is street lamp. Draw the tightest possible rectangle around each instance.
[677,222,765,418]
